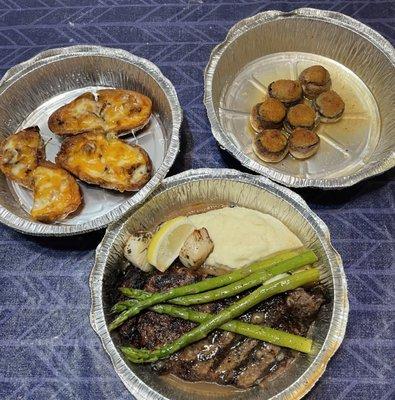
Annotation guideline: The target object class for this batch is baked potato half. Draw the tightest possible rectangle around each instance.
[56,130,152,192]
[48,92,103,136]
[0,126,45,188]
[48,89,152,136]
[97,89,152,134]
[31,161,82,223]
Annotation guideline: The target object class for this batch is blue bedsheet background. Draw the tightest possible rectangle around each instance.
[0,1,394,399]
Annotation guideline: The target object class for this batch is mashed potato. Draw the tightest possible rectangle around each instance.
[188,206,302,269]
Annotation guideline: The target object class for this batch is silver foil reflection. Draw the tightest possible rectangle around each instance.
[0,45,182,235]
[204,8,395,188]
[90,168,349,400]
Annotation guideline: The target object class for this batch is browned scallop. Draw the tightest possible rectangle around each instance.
[250,98,286,132]
[268,79,302,107]
[284,103,318,133]
[289,127,320,159]
[314,90,345,123]
[252,129,289,163]
[299,65,331,99]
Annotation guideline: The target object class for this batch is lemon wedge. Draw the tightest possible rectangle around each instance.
[147,216,195,272]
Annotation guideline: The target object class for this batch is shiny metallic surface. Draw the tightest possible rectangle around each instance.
[0,45,181,235]
[204,8,395,188]
[90,168,349,400]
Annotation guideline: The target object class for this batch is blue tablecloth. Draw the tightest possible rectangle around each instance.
[0,1,394,399]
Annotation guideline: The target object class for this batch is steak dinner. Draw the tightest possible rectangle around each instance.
[114,263,327,389]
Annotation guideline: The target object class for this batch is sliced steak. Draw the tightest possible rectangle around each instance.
[138,311,195,350]
[286,287,326,319]
[234,343,287,389]
[144,264,205,293]
[212,337,259,384]
[115,265,327,389]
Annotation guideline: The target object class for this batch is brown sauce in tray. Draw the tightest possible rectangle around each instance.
[162,374,243,396]
[161,354,295,396]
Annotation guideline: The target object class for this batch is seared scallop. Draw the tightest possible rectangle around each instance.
[289,128,320,159]
[250,98,286,132]
[268,79,302,107]
[253,129,289,163]
[284,103,318,133]
[299,65,331,99]
[179,228,214,269]
[314,90,345,123]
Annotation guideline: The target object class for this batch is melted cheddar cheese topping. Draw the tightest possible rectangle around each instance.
[0,128,44,188]
[98,89,152,132]
[49,90,152,136]
[56,131,151,192]
[31,163,81,222]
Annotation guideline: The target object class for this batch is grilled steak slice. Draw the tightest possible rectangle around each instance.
[115,265,327,388]
[138,311,195,350]
[144,264,206,293]
[234,343,287,389]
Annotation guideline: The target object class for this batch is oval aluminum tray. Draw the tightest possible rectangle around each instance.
[0,45,181,235]
[204,8,395,188]
[90,168,348,400]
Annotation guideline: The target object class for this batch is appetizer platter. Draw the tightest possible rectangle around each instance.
[204,8,395,188]
[90,169,348,400]
[0,45,181,235]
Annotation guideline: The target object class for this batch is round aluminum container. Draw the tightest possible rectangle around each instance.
[90,168,348,400]
[0,45,181,235]
[204,8,395,188]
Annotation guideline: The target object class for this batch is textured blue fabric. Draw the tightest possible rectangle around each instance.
[0,1,394,399]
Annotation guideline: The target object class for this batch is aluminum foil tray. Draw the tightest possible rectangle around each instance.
[0,45,181,235]
[90,168,348,400]
[204,8,395,188]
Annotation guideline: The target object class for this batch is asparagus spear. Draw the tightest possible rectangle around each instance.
[109,248,315,331]
[112,301,312,353]
[120,268,319,363]
[152,304,313,353]
[119,249,316,307]
[119,287,149,301]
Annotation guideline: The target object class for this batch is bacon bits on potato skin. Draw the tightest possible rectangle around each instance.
[0,126,45,188]
[55,130,152,192]
[31,161,82,223]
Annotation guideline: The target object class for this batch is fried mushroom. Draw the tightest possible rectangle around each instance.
[289,128,320,159]
[299,65,331,99]
[268,79,302,107]
[250,98,286,132]
[253,129,289,163]
[314,90,345,123]
[284,103,318,133]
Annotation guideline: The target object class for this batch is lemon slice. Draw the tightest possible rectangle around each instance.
[147,216,195,272]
